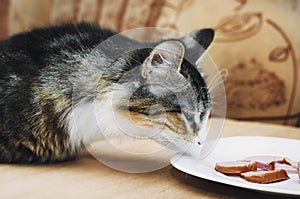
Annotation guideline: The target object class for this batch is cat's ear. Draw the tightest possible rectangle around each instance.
[180,29,214,64]
[142,41,184,79]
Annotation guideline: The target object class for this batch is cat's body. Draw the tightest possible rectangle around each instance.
[0,23,214,163]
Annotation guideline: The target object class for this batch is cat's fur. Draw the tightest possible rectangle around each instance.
[0,23,214,163]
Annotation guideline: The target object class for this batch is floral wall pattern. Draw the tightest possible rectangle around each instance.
[0,0,299,126]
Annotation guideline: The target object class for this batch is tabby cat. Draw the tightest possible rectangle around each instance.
[0,23,214,163]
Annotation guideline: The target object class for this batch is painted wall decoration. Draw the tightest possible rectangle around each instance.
[0,0,299,126]
[211,1,299,125]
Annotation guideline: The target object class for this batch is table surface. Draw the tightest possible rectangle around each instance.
[1,119,299,199]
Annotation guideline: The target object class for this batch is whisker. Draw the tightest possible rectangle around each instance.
[208,69,228,93]
[210,101,226,106]
[210,93,227,102]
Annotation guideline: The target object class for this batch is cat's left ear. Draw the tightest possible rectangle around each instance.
[180,29,214,65]
[142,40,185,79]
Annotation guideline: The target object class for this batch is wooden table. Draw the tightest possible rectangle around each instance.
[1,119,299,199]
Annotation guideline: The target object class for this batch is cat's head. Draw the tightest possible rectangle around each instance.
[104,29,214,156]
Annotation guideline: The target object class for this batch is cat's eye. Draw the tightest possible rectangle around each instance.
[148,104,165,116]
[169,109,181,113]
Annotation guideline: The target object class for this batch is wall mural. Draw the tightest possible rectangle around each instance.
[213,0,299,125]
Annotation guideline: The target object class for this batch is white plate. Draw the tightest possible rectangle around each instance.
[171,136,300,196]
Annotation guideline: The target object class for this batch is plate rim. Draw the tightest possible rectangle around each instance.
[170,136,300,196]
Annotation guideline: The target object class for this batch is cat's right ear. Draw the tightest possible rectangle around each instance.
[142,41,185,79]
[180,29,214,65]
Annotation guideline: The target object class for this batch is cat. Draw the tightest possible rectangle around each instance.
[0,23,214,163]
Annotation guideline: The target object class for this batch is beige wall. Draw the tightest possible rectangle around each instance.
[0,0,299,126]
